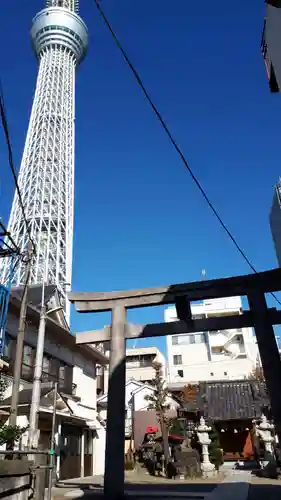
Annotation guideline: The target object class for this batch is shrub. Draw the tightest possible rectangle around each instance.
[124,458,135,470]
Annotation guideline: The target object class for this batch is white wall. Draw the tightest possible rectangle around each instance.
[73,365,97,409]
[169,358,255,384]
[93,426,106,476]
[126,365,156,383]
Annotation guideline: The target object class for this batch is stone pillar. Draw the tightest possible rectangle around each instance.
[55,423,62,481]
[256,414,275,464]
[196,417,215,477]
[104,305,126,499]
[92,431,96,476]
[80,430,85,478]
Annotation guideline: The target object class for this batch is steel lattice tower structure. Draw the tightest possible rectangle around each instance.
[1,0,88,322]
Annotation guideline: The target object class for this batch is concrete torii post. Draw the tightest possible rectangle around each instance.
[69,268,281,499]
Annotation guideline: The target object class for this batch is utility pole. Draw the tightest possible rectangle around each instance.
[9,241,33,428]
[28,269,47,449]
[47,382,57,500]
[28,271,48,500]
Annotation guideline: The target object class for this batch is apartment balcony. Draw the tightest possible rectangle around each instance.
[209,329,242,348]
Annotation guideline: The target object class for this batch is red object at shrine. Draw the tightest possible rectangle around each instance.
[145,426,158,434]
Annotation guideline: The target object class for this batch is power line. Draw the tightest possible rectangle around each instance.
[93,0,281,307]
[0,81,36,256]
[0,219,21,256]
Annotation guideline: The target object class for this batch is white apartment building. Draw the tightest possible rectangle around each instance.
[102,346,166,393]
[165,296,259,386]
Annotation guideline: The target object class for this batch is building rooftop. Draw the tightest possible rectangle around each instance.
[171,379,269,421]
[8,286,108,366]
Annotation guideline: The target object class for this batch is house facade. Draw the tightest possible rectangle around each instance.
[0,285,108,480]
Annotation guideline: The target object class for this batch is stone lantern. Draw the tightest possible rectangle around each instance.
[196,417,215,477]
[256,414,275,464]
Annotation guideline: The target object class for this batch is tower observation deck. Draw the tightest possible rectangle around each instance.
[1,0,88,322]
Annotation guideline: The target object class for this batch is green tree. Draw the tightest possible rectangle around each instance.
[169,418,185,437]
[144,362,171,467]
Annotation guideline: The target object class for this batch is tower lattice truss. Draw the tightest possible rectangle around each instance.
[0,0,88,321]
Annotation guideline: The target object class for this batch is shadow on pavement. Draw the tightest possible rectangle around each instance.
[52,479,281,499]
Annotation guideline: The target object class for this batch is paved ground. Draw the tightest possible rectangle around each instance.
[48,470,281,500]
[49,472,222,499]
[248,477,281,500]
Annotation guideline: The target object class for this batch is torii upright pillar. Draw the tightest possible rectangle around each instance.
[104,305,126,499]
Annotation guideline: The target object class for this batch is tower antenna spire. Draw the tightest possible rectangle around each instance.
[1,0,88,322]
[45,0,79,13]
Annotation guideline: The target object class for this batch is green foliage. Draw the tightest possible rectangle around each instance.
[0,425,27,447]
[144,362,170,415]
[208,425,223,470]
[124,454,135,470]
[144,362,171,467]
[0,375,9,402]
[169,418,185,436]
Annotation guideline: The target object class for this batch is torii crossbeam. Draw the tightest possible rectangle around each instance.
[69,268,281,499]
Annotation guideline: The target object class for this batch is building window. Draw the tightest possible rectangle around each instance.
[192,314,206,320]
[42,355,51,382]
[210,372,214,376]
[59,366,65,386]
[224,372,228,376]
[126,354,154,368]
[41,355,73,393]
[177,369,184,378]
[172,334,205,346]
[173,355,182,366]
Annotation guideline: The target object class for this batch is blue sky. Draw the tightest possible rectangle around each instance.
[1,0,281,356]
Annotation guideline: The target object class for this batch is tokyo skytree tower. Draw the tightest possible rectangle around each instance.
[1,0,88,321]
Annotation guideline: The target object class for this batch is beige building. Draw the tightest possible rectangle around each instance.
[102,346,166,394]
[0,285,108,480]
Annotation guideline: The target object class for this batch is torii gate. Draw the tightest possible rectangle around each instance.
[69,268,281,499]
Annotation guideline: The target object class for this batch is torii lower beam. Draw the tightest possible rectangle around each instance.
[74,309,281,344]
[68,268,281,499]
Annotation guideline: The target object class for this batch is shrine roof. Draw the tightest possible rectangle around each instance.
[179,380,269,421]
